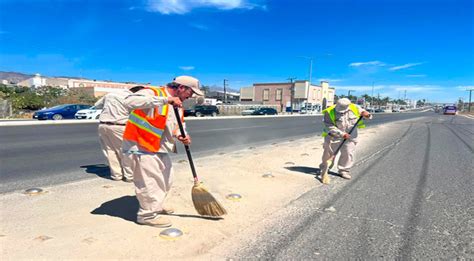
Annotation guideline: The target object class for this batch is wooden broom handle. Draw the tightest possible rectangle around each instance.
[173,106,199,181]
[333,116,364,155]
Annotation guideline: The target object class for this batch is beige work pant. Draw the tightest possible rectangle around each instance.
[129,153,174,217]
[98,124,133,180]
[321,136,358,173]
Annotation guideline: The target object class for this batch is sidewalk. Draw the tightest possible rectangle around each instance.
[0,124,384,260]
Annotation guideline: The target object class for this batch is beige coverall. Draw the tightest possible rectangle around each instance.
[321,105,366,174]
[122,88,185,218]
[95,91,133,180]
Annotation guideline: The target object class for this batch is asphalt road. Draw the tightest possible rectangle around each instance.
[223,114,473,259]
[1,112,429,193]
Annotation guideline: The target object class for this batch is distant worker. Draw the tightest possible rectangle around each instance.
[123,76,203,228]
[95,86,144,182]
[320,98,371,180]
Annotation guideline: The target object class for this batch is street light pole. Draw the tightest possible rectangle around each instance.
[223,79,228,104]
[298,56,313,105]
[287,77,297,115]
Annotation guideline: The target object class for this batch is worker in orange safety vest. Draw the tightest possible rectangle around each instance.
[122,76,204,228]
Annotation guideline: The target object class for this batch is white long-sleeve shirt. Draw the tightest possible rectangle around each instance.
[323,105,366,142]
[122,87,186,154]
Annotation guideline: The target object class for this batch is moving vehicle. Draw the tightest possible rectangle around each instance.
[241,107,257,116]
[251,107,278,115]
[443,105,457,115]
[184,105,219,117]
[75,106,102,119]
[33,104,91,120]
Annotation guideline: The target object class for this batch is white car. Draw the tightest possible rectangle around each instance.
[75,106,102,119]
[241,108,257,116]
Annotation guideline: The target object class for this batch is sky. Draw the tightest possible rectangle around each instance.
[0,0,473,103]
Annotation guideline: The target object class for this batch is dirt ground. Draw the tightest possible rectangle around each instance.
[0,122,389,260]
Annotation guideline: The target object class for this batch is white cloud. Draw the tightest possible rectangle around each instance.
[406,74,426,78]
[389,62,423,71]
[189,23,209,31]
[391,85,442,92]
[349,61,385,67]
[318,78,343,83]
[146,0,260,14]
[333,84,443,93]
[456,85,474,91]
[179,66,195,71]
[333,85,384,92]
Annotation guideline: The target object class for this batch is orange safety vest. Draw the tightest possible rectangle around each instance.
[123,87,183,153]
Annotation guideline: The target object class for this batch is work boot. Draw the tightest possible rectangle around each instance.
[157,206,174,215]
[137,213,172,228]
[123,177,134,183]
[110,176,122,181]
[339,171,352,180]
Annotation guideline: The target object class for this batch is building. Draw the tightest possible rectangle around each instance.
[66,79,151,97]
[16,73,47,88]
[205,90,240,103]
[16,74,151,97]
[240,80,335,112]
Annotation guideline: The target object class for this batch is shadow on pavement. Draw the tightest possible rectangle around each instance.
[80,164,110,179]
[91,195,138,222]
[91,196,223,222]
[285,166,339,184]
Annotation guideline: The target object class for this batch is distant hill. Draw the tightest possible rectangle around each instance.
[207,84,239,93]
[0,71,34,84]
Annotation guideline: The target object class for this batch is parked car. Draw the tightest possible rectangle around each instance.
[392,108,401,113]
[443,105,457,115]
[251,107,278,115]
[75,106,102,119]
[33,104,91,120]
[374,108,385,113]
[241,107,257,116]
[184,105,219,117]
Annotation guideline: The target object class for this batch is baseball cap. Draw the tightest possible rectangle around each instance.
[335,98,351,112]
[172,75,204,96]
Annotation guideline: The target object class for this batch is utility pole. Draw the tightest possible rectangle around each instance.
[348,90,356,102]
[287,77,297,114]
[223,79,228,104]
[377,93,380,109]
[468,89,473,112]
[371,82,375,108]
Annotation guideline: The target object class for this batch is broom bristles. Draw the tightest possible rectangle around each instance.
[320,159,332,185]
[192,183,227,217]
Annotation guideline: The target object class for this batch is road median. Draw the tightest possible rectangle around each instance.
[1,121,392,260]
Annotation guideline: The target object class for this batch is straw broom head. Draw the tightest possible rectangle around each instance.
[320,158,332,185]
[192,182,227,217]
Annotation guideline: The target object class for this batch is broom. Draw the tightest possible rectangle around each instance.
[320,116,364,185]
[173,106,227,217]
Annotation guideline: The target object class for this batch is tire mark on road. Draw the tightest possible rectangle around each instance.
[266,124,416,258]
[397,122,432,259]
[442,123,474,153]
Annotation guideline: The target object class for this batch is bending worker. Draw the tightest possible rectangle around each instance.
[95,85,144,182]
[122,76,203,228]
[320,98,371,180]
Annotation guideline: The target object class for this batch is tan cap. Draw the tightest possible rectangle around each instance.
[335,98,351,112]
[172,75,204,96]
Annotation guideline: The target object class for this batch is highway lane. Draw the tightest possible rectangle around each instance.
[0,112,430,193]
[222,114,473,259]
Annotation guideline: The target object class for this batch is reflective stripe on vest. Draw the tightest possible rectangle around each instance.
[321,103,365,137]
[123,87,170,153]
